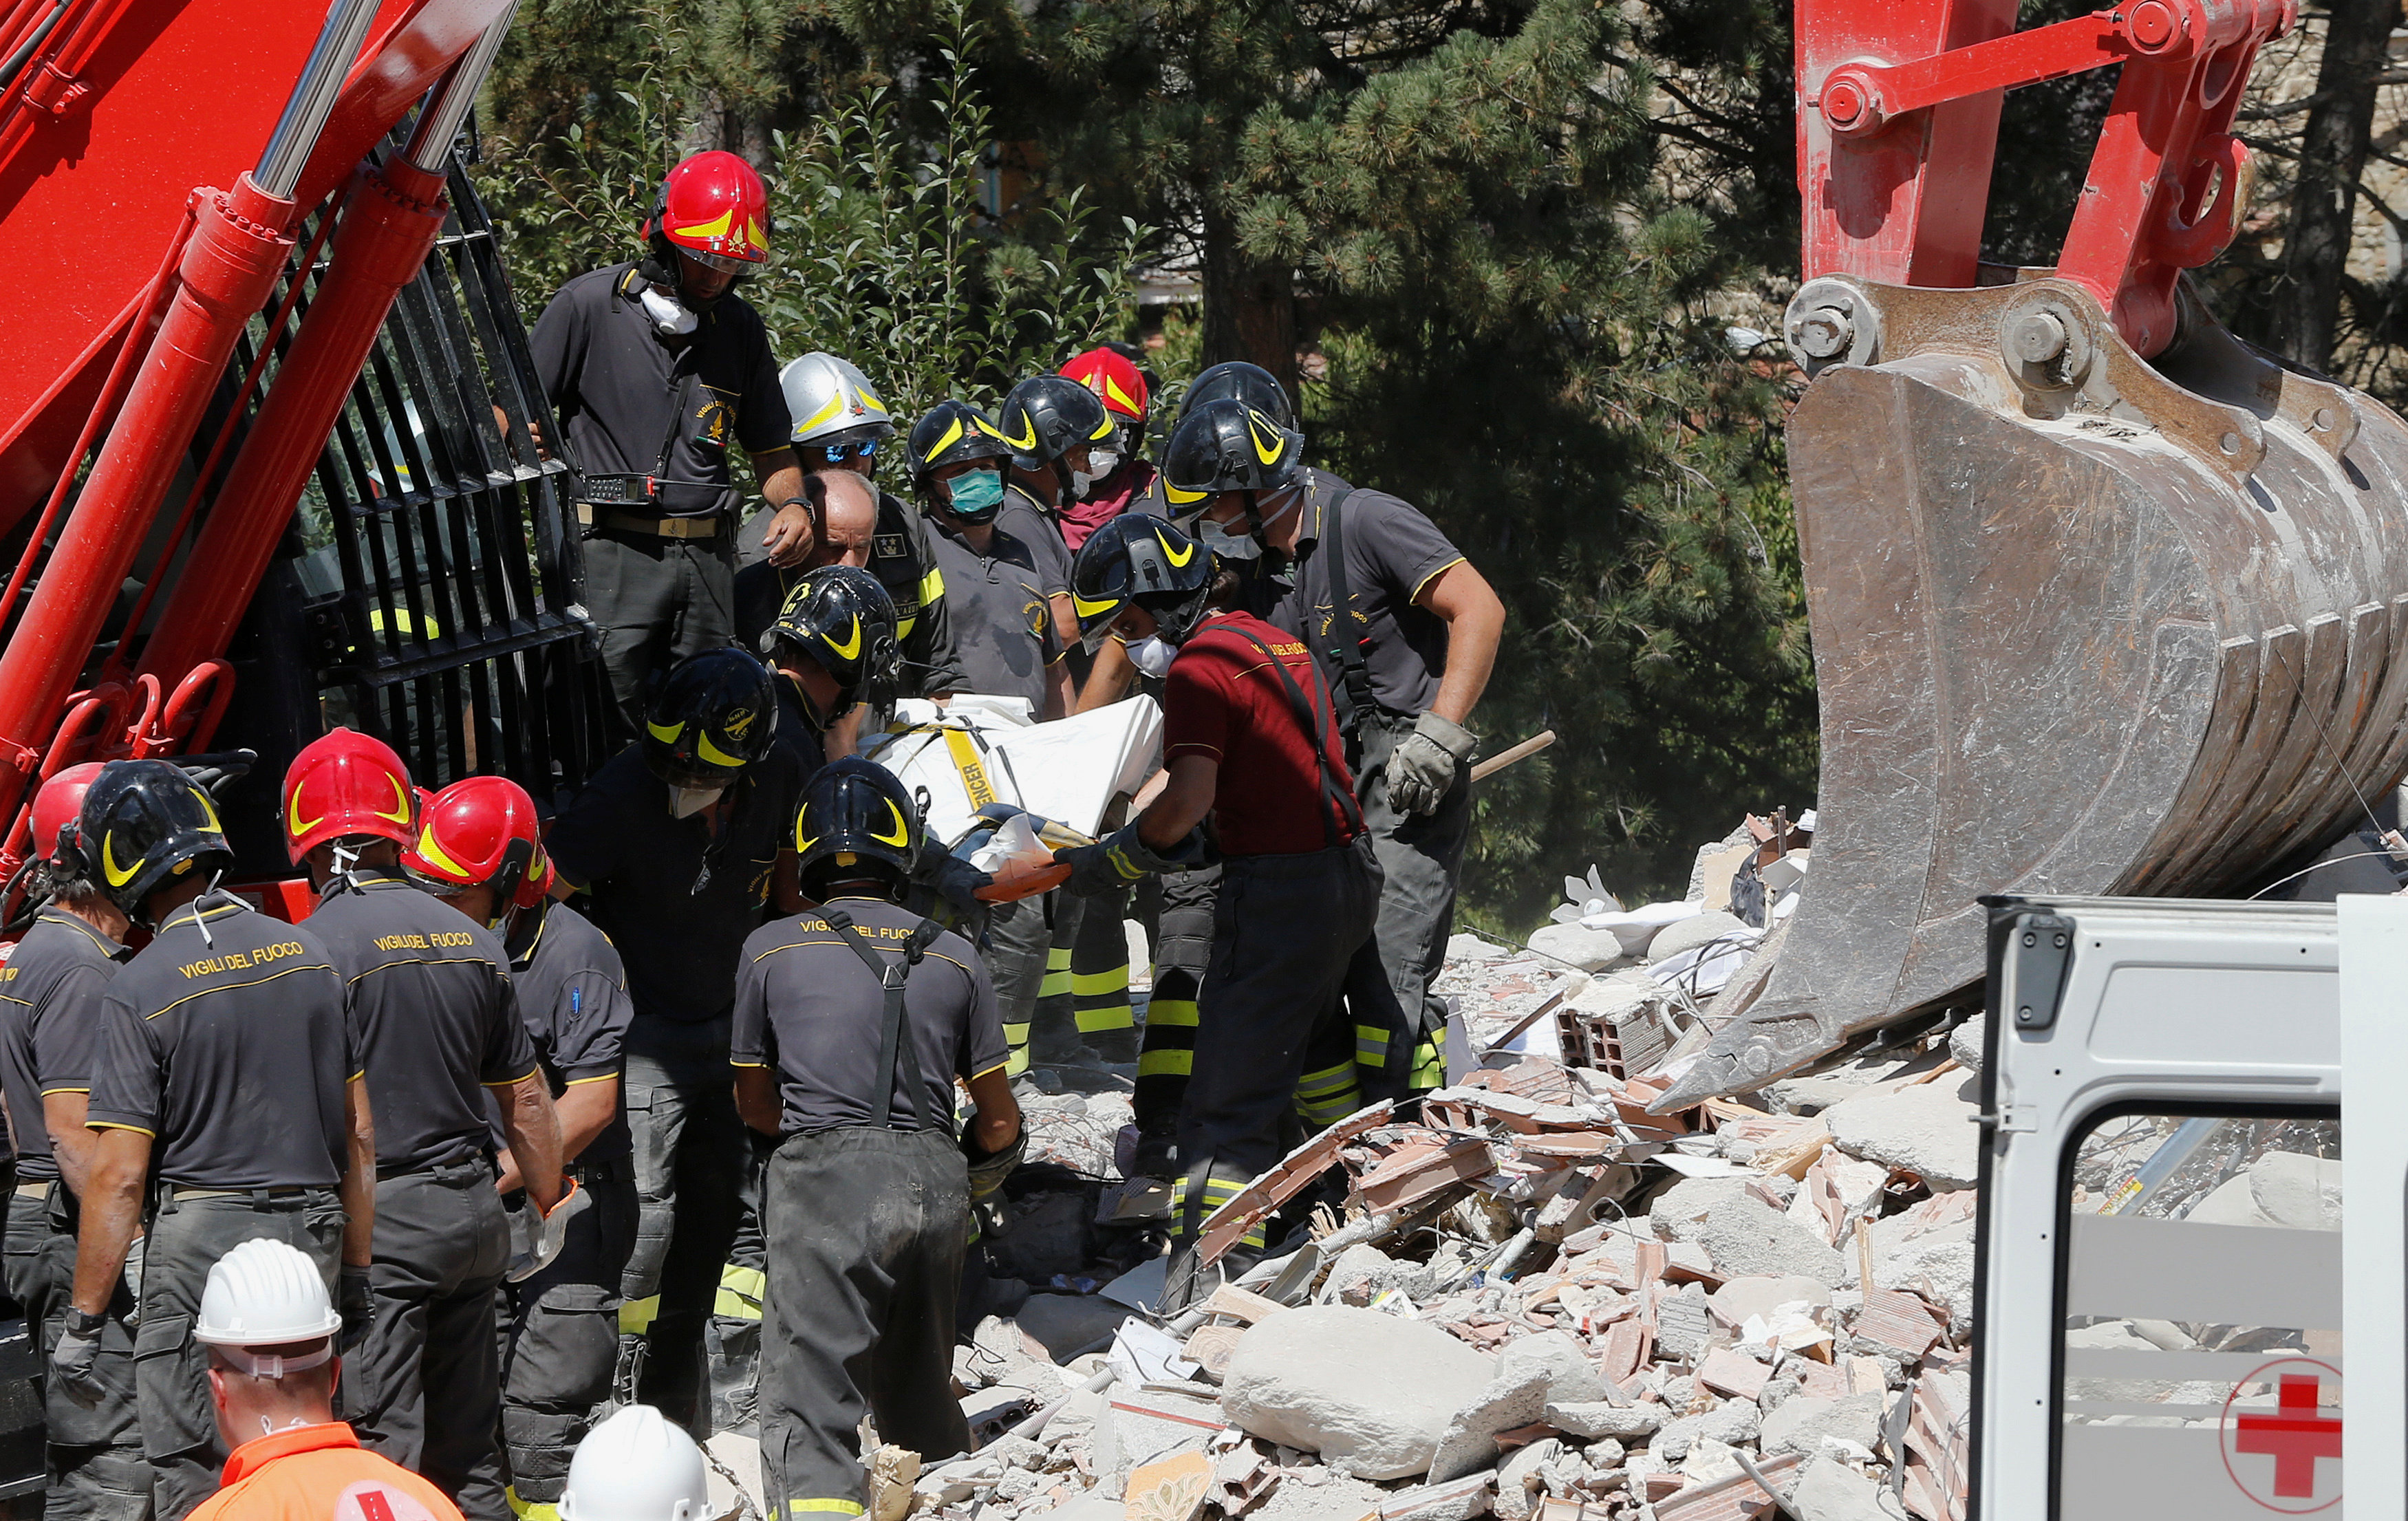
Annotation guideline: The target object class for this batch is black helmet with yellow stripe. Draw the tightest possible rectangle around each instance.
[1178,360,1295,431]
[1159,397,1302,513]
[77,759,235,923]
[906,400,1013,490]
[997,374,1114,473]
[762,566,901,720]
[1069,513,1216,652]
[793,757,920,900]
[643,649,776,792]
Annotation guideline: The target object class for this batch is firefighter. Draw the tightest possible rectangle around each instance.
[185,1239,470,1521]
[65,760,376,1521]
[737,352,964,700]
[528,150,809,738]
[731,758,1020,1515]
[0,764,144,1518]
[399,776,636,1517]
[1161,393,1505,1099]
[283,731,566,1521]
[543,649,804,1432]
[1055,346,1162,550]
[906,400,1083,1076]
[1054,515,1377,1277]
[758,565,902,778]
[996,372,1115,650]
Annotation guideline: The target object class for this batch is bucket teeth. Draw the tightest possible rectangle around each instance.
[1658,278,2408,1109]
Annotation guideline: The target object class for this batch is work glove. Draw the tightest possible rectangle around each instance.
[908,843,993,940]
[1054,823,1206,898]
[338,1266,376,1355]
[963,1128,1027,1205]
[505,1179,591,1284]
[50,1309,105,1407]
[1387,712,1478,817]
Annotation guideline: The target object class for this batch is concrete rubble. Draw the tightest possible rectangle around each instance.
[796,814,2024,1521]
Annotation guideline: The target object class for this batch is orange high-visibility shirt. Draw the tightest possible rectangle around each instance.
[186,1422,464,1521]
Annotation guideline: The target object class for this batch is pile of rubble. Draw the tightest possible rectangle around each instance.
[861,812,1983,1521]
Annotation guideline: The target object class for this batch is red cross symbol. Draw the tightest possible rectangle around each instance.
[2232,1370,2342,1502]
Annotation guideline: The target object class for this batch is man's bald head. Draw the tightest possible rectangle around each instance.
[806,471,879,571]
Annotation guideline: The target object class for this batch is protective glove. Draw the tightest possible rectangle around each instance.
[963,1127,1026,1205]
[50,1309,105,1407]
[908,844,993,940]
[1387,712,1478,817]
[504,1179,591,1284]
[338,1265,375,1355]
[1054,823,1204,898]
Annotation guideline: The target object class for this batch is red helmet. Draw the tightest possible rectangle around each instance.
[283,729,416,865]
[646,151,771,272]
[402,776,555,914]
[1061,348,1149,422]
[30,762,105,865]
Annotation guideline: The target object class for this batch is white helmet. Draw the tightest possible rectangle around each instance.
[781,352,893,453]
[559,1406,716,1521]
[197,1238,341,1346]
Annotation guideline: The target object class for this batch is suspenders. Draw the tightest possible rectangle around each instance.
[820,907,952,1137]
[1223,626,1365,848]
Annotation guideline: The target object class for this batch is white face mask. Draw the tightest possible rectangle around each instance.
[671,785,724,819]
[1197,516,1261,560]
[1088,448,1122,479]
[639,285,697,336]
[1067,468,1095,500]
[1127,635,1176,678]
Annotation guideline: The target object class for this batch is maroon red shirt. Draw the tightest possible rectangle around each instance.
[1162,610,1362,856]
[1059,459,1160,552]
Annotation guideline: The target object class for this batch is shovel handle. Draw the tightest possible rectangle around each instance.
[1469,729,1556,783]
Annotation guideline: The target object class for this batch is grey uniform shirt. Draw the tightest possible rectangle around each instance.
[86,894,358,1190]
[546,742,805,1024]
[731,896,1007,1136]
[997,486,1072,597]
[309,874,538,1177]
[0,909,128,1183]
[494,902,635,1165]
[530,263,789,517]
[927,521,1062,713]
[1269,468,1465,719]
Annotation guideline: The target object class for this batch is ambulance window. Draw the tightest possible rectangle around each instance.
[2054,1112,2341,1519]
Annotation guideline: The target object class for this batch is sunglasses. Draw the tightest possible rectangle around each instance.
[821,440,879,464]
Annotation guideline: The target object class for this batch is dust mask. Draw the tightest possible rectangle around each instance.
[1067,467,1096,500]
[1127,636,1176,678]
[671,785,724,819]
[640,285,697,336]
[1197,517,1261,561]
[1088,448,1122,479]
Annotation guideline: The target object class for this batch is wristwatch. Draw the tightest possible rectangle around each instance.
[63,1308,105,1337]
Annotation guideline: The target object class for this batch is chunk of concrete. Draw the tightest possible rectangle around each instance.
[1698,1198,1848,1287]
[1651,1176,1754,1244]
[1498,1330,1606,1407]
[1759,1392,1889,1460]
[1429,1368,1549,1482]
[1825,1085,1979,1191]
[1787,1454,1908,1521]
[1711,1275,1834,1328]
[1653,1402,1762,1463]
[1222,1305,1497,1480]
[1527,923,1628,973]
[2186,1150,2342,1231]
[1946,1015,1986,1076]
[1544,1402,1665,1441]
[1011,1293,1128,1363]
[1449,933,1512,962]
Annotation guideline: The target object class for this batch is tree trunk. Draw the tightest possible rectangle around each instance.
[2272,0,2401,369]
[1200,204,1300,403]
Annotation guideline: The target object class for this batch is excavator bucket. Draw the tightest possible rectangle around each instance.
[1657,274,2408,1105]
[1653,0,2404,1107]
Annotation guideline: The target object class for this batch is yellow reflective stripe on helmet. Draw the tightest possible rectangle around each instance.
[674,207,737,239]
[1088,409,1115,441]
[1163,479,1208,505]
[1073,592,1121,620]
[922,417,964,463]
[940,728,998,806]
[413,828,471,881]
[872,798,910,848]
[698,732,748,768]
[1137,1048,1192,1077]
[1156,531,1195,568]
[854,382,883,412]
[1104,374,1140,414]
[619,1294,660,1335]
[997,412,1037,450]
[1147,997,1199,1028]
[716,1262,766,1320]
[795,390,846,437]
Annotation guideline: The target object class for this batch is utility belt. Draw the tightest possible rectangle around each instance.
[376,1154,496,1187]
[575,498,726,540]
[154,1183,327,1214]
